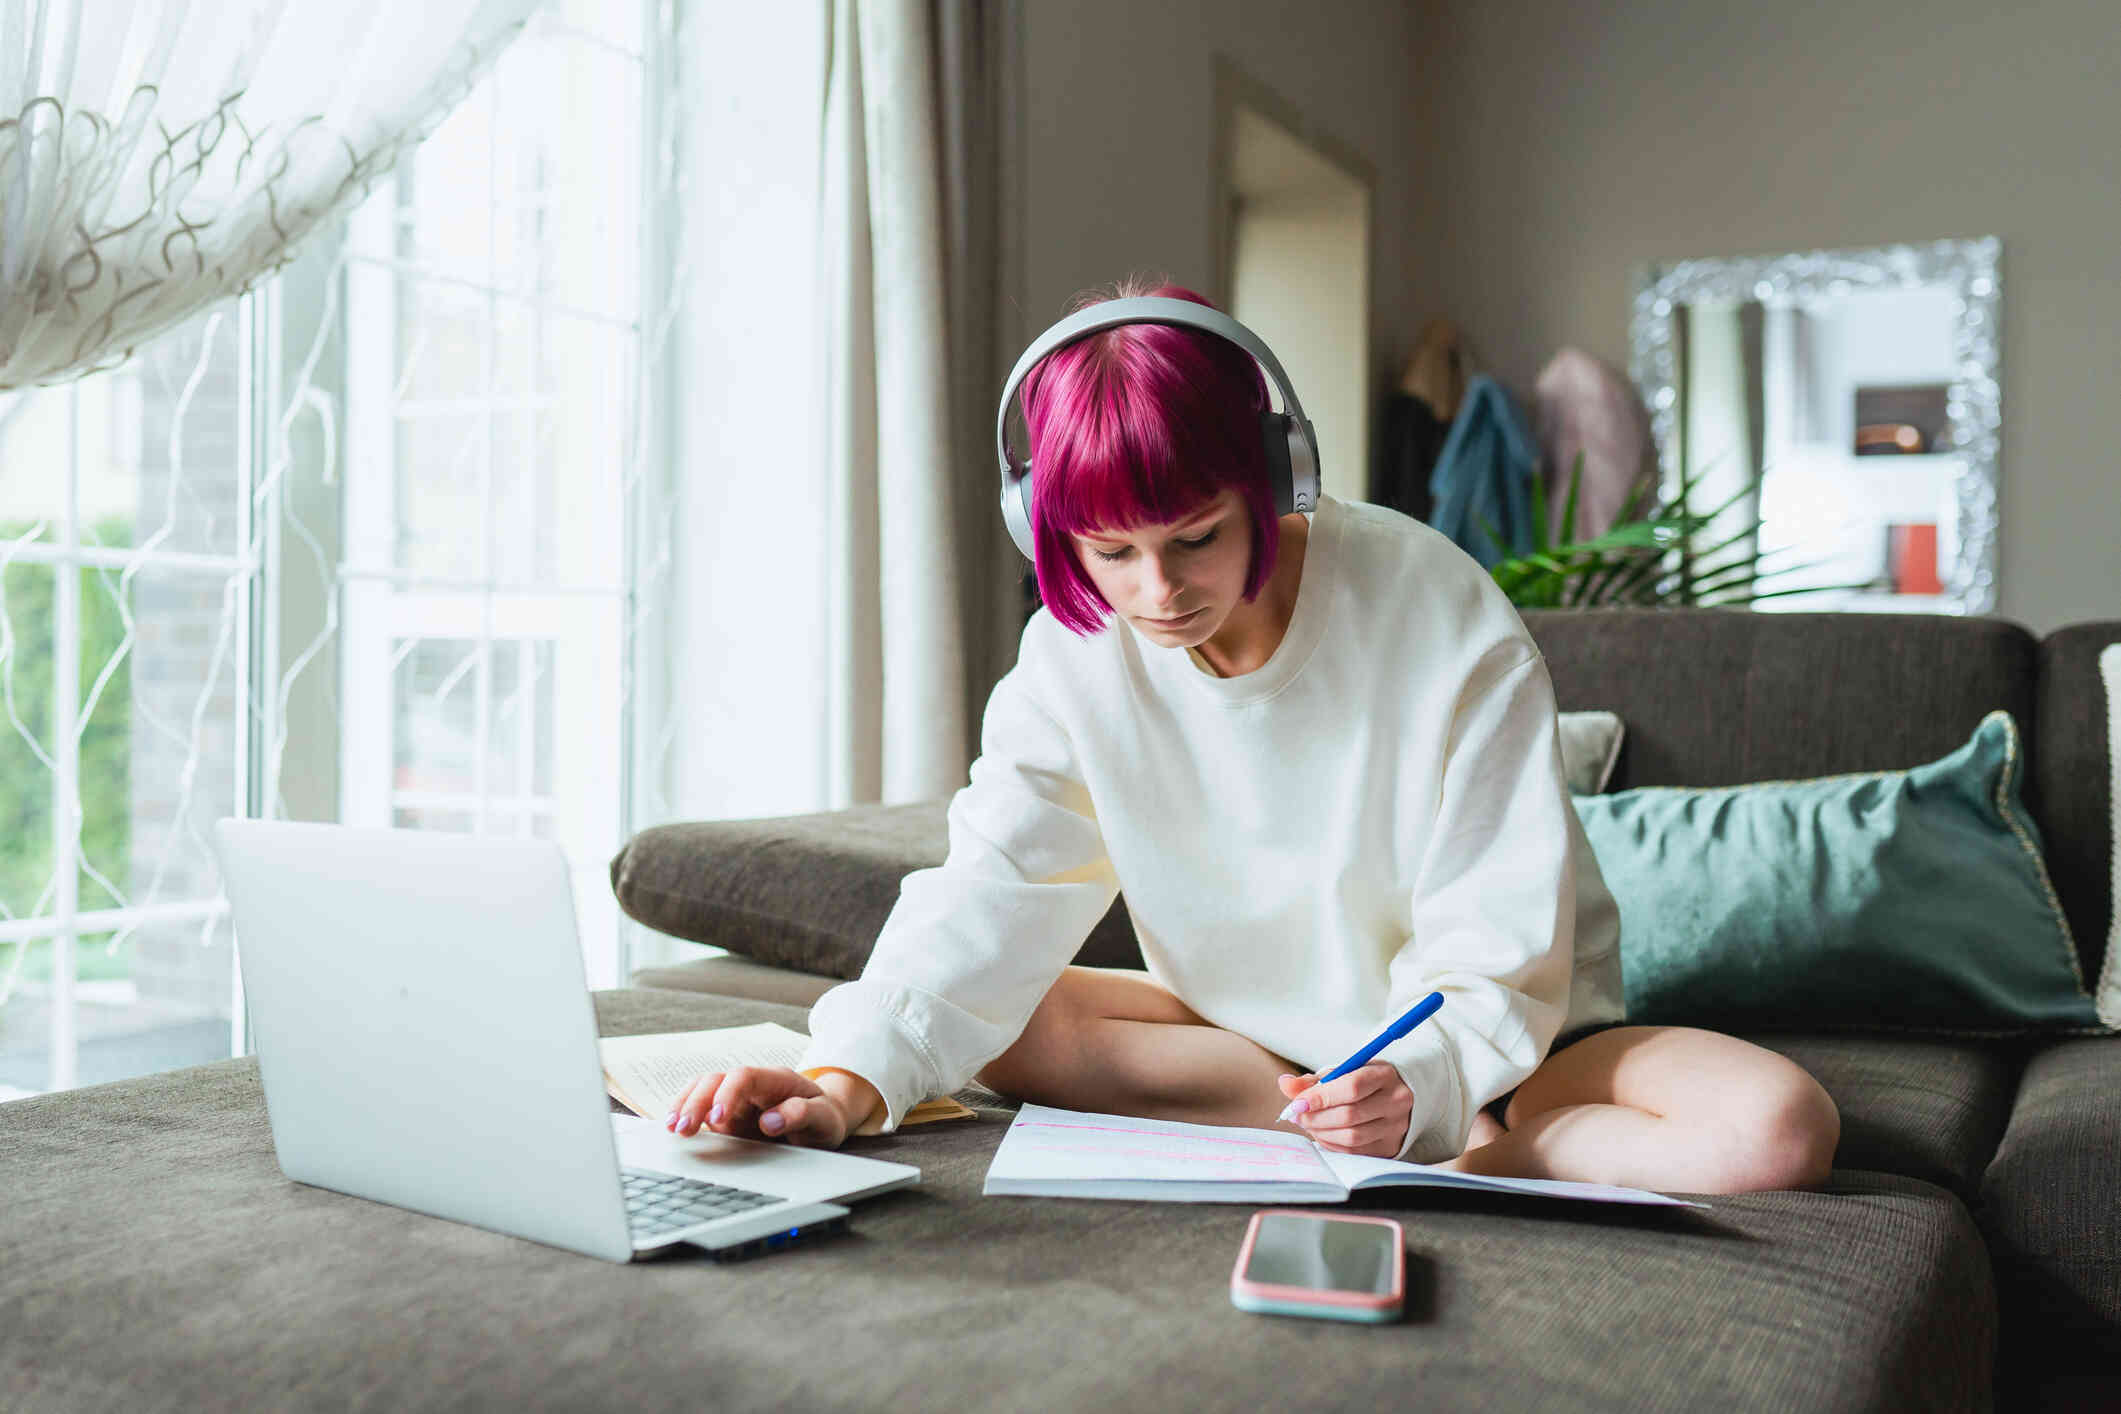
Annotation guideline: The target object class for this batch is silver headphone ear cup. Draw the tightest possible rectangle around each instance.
[1001,466,1037,562]
[1286,419,1318,513]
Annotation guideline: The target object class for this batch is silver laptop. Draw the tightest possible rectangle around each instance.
[211,818,920,1263]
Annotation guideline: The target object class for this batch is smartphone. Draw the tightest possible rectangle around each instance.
[1229,1209,1405,1324]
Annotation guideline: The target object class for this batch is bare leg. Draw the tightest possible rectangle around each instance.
[1464,1108,1508,1150]
[976,966,1306,1133]
[1445,1025,1840,1194]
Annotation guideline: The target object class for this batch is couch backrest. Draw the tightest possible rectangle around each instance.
[1521,608,2037,784]
[1524,607,2114,986]
[2034,621,2120,987]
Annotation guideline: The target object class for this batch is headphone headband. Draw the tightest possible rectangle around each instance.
[993,297,1321,561]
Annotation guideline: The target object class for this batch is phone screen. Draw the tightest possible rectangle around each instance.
[1241,1213,1398,1294]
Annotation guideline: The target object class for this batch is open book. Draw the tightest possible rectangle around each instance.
[983,1103,1705,1207]
[599,1021,976,1127]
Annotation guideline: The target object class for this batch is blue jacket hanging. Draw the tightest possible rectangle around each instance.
[1426,374,1538,570]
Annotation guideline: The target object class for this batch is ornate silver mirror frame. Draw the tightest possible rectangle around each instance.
[1629,236,2002,614]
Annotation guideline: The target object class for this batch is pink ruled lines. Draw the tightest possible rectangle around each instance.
[1014,1118,1323,1171]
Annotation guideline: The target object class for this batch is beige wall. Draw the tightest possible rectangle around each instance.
[1419,0,2121,633]
[1013,0,1430,499]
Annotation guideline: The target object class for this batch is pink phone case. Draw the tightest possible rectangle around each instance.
[1228,1209,1406,1323]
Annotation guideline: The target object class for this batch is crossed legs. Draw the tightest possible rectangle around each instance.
[977,968,1842,1194]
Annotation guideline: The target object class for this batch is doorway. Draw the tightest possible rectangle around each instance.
[1213,60,1374,506]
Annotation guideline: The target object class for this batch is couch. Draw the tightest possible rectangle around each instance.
[4,611,2112,1412]
[611,608,2121,1413]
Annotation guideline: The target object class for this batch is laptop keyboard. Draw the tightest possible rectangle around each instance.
[621,1166,786,1240]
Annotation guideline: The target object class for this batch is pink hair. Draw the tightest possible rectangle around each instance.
[1019,275,1281,636]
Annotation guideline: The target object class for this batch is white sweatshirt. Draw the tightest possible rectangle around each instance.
[799,494,1621,1163]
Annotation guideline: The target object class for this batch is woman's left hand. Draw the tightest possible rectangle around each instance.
[1277,1062,1413,1158]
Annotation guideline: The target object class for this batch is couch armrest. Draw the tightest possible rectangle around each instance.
[1979,1036,2121,1390]
[631,954,840,1008]
[609,801,1143,980]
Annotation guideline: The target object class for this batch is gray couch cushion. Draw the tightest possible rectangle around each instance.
[1744,1034,2022,1203]
[610,802,1144,978]
[2033,622,2120,988]
[1521,608,2039,791]
[0,987,1998,1413]
[1979,1036,2121,1385]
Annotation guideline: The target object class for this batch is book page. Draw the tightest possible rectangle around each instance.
[599,1022,973,1126]
[985,1103,1339,1189]
[601,1022,812,1116]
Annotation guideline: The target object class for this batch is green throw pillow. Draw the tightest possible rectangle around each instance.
[1571,709,2109,1036]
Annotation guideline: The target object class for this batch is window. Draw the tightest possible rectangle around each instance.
[0,1,662,1101]
[0,313,250,1099]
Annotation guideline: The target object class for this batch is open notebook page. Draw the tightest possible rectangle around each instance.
[984,1103,1704,1207]
[983,1104,1347,1203]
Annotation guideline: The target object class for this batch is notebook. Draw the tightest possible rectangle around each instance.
[599,1022,977,1127]
[982,1103,1706,1208]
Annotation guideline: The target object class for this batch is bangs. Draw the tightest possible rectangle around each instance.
[1029,344,1246,538]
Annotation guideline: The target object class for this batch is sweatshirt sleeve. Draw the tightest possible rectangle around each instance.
[1373,648,1579,1164]
[797,654,1118,1135]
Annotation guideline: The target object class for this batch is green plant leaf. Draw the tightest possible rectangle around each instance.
[1476,512,1510,559]
[1601,548,1679,603]
[1527,461,1550,552]
[1556,451,1585,550]
[1609,475,1657,530]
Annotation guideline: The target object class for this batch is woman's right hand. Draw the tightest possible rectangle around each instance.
[667,1066,849,1149]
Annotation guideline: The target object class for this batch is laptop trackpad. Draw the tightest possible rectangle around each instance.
[610,1113,920,1205]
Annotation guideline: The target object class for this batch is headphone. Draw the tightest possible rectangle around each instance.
[993,297,1322,563]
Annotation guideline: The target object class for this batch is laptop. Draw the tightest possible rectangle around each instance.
[210,818,920,1263]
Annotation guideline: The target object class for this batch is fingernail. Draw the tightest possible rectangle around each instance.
[709,1104,724,1125]
[760,1111,784,1134]
[664,1112,677,1128]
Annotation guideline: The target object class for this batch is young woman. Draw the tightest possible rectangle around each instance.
[667,277,1840,1194]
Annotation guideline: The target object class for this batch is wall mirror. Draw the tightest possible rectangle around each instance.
[1629,236,2001,614]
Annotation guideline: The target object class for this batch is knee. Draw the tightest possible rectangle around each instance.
[974,978,1081,1101]
[1718,1065,1841,1192]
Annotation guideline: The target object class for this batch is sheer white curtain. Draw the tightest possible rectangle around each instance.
[663,0,1005,835]
[0,0,540,389]
[818,0,1009,807]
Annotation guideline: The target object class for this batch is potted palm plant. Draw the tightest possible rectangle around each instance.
[1482,454,1878,609]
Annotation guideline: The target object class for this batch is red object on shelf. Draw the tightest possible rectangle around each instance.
[1888,523,1943,595]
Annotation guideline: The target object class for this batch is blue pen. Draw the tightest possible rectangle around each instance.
[1276,991,1446,1124]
